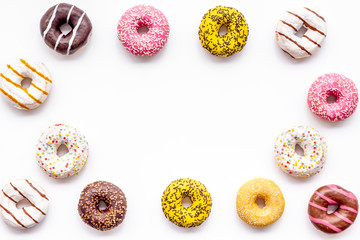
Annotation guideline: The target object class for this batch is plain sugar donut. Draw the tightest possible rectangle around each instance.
[276,7,326,59]
[0,179,49,229]
[117,5,170,56]
[40,3,92,55]
[236,178,285,227]
[308,73,359,121]
[36,123,89,179]
[0,59,52,110]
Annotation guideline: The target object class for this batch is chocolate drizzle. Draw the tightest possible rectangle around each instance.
[276,31,311,55]
[78,181,127,231]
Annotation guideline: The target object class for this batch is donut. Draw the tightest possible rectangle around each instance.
[307,73,359,121]
[0,179,49,229]
[198,6,249,57]
[117,5,170,56]
[0,59,52,110]
[274,126,327,178]
[236,178,285,227]
[78,181,127,231]
[308,184,358,233]
[40,3,92,55]
[36,123,89,179]
[161,178,212,227]
[275,7,326,59]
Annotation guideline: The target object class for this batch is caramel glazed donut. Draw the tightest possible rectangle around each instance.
[0,179,49,229]
[161,178,212,227]
[78,181,127,231]
[308,184,358,233]
[40,3,92,55]
[236,178,285,227]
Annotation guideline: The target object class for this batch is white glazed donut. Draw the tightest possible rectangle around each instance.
[274,126,327,178]
[0,59,52,110]
[275,7,327,59]
[36,124,89,179]
[0,179,49,229]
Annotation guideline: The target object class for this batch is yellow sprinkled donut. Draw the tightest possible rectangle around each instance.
[236,178,285,227]
[198,6,249,57]
[161,178,212,227]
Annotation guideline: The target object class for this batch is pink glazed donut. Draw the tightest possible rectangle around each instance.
[117,5,170,56]
[307,73,358,121]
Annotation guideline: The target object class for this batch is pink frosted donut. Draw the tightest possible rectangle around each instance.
[117,5,170,56]
[307,73,358,121]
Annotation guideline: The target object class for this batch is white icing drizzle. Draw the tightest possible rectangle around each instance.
[67,5,75,22]
[66,12,85,55]
[54,33,64,51]
[42,3,60,39]
[53,5,74,51]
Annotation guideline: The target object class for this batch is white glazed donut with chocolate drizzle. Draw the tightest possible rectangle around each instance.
[0,59,52,110]
[275,7,327,59]
[40,3,92,55]
[0,179,49,229]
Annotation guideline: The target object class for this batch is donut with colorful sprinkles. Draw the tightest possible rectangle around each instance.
[78,181,127,231]
[198,6,249,57]
[274,126,327,178]
[161,178,212,227]
[236,178,285,227]
[308,184,358,233]
[307,73,359,121]
[117,5,170,56]
[36,124,89,179]
[40,3,92,55]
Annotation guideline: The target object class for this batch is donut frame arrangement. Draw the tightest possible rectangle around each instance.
[0,0,359,239]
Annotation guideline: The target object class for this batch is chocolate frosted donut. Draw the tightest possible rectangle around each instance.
[78,181,127,231]
[40,3,92,55]
[308,184,358,233]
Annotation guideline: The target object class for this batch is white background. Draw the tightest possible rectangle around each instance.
[0,0,359,239]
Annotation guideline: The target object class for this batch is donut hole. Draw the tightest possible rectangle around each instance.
[219,24,228,36]
[295,144,305,157]
[295,25,307,38]
[21,77,32,89]
[98,200,108,211]
[57,144,69,157]
[137,25,149,35]
[255,197,266,209]
[16,198,32,209]
[327,204,339,214]
[326,94,338,104]
[181,196,193,208]
[60,22,73,36]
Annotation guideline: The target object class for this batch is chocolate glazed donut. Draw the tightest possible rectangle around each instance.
[78,181,127,231]
[308,184,358,233]
[40,3,92,55]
